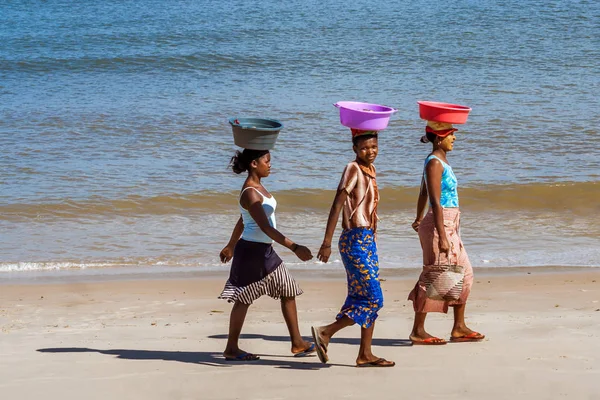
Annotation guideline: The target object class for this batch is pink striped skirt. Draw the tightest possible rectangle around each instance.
[408,208,474,313]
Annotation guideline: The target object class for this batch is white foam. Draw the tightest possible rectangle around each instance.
[0,261,114,272]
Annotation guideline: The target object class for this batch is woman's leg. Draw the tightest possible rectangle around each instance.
[451,303,484,340]
[410,311,427,339]
[356,322,394,366]
[410,311,446,344]
[312,315,353,362]
[280,296,313,353]
[357,323,376,362]
[224,301,257,359]
[449,224,483,341]
[314,315,355,349]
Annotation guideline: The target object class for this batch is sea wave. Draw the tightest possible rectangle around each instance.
[1,181,598,221]
[0,258,324,273]
[0,261,117,273]
[0,259,222,273]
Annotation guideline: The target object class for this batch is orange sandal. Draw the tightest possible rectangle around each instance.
[450,332,485,343]
[410,337,447,345]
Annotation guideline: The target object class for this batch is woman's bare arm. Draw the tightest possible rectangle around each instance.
[412,177,429,232]
[317,189,348,263]
[425,160,450,255]
[219,216,244,263]
[244,189,312,261]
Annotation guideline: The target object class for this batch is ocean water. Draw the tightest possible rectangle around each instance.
[1,0,599,276]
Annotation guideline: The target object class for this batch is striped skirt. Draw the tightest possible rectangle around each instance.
[219,239,303,305]
[408,208,474,313]
[219,262,303,304]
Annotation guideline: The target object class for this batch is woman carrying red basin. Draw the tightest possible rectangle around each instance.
[408,101,485,345]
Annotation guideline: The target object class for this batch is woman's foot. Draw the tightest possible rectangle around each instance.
[311,326,330,363]
[356,354,395,367]
[223,348,260,361]
[450,326,485,342]
[409,330,447,345]
[291,341,316,357]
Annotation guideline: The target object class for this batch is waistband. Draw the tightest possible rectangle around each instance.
[237,238,274,248]
[341,227,374,235]
[425,207,461,227]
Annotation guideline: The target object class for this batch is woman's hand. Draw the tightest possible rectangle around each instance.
[293,244,313,261]
[412,218,422,232]
[317,244,332,263]
[219,245,234,263]
[438,236,450,257]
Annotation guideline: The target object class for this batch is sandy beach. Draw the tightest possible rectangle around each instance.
[3,1,599,399]
[1,268,598,400]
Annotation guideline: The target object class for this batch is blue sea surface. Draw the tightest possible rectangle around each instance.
[1,0,599,273]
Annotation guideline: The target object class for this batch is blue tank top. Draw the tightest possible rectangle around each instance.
[424,155,459,208]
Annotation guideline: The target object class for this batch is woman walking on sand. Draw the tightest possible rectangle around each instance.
[311,129,394,368]
[408,117,485,345]
[218,148,315,361]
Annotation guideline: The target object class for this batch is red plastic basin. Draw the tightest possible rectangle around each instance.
[417,101,472,124]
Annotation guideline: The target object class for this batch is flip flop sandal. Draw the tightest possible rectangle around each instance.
[293,342,316,357]
[410,337,447,345]
[224,352,260,361]
[450,332,485,343]
[311,326,329,363]
[356,358,395,368]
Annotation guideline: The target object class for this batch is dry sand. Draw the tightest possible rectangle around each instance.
[1,268,599,400]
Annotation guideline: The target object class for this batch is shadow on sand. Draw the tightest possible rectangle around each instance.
[37,347,331,370]
[208,333,413,348]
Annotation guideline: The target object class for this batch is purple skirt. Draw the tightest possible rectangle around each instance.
[227,239,283,287]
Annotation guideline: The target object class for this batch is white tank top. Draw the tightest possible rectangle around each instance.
[239,187,277,244]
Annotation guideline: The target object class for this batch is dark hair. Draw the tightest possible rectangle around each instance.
[352,133,378,146]
[229,149,269,174]
[420,132,438,144]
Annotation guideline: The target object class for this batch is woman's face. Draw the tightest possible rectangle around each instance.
[438,133,456,152]
[353,137,379,165]
[251,152,271,177]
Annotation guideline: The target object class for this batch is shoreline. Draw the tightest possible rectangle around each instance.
[1,264,599,286]
[1,265,599,286]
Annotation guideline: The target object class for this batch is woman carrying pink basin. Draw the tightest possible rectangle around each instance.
[311,102,396,368]
[408,101,485,345]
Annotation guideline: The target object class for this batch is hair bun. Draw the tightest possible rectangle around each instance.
[229,149,270,174]
[229,150,247,174]
[420,135,430,143]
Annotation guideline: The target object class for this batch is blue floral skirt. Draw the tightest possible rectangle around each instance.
[336,227,384,328]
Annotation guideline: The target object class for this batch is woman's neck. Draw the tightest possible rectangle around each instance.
[432,148,447,160]
[246,172,261,186]
[355,157,373,168]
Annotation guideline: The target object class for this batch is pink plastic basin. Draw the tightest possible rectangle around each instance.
[417,101,472,124]
[334,101,397,131]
